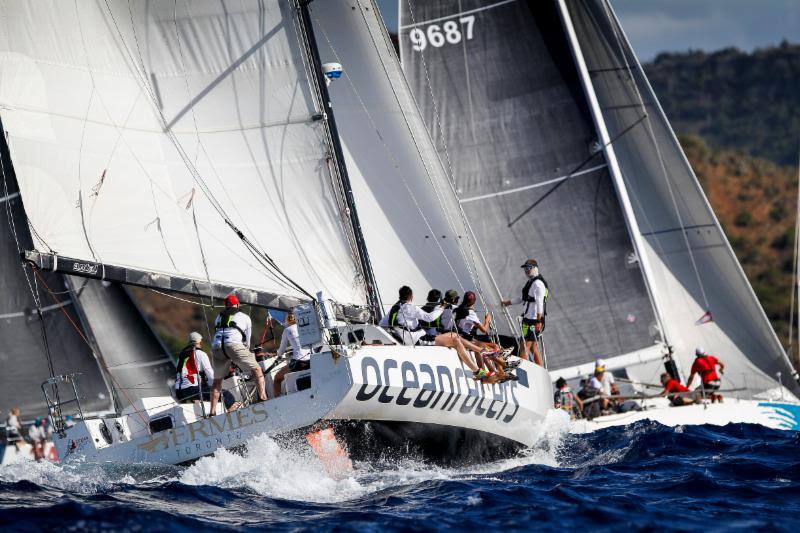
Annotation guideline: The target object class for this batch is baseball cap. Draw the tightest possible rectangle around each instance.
[188,332,202,343]
[520,259,538,268]
[225,294,240,307]
[444,289,459,303]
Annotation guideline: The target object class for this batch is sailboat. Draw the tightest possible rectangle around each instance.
[0,0,552,465]
[398,0,800,431]
[0,120,175,464]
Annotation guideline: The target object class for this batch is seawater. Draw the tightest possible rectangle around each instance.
[1,414,798,532]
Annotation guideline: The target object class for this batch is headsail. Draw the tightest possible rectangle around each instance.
[311,0,510,332]
[1,123,114,419]
[560,0,799,398]
[398,0,661,365]
[0,0,367,311]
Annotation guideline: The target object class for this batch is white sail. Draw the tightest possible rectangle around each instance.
[310,0,511,331]
[563,0,799,398]
[0,0,365,308]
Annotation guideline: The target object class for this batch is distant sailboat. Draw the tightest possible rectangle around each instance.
[0,0,552,465]
[399,0,800,430]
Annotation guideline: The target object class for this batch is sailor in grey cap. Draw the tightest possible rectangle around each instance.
[175,332,215,404]
[501,259,548,366]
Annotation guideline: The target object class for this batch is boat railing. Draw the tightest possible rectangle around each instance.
[41,373,84,437]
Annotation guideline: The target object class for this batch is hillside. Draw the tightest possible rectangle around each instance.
[680,135,797,346]
[645,42,800,167]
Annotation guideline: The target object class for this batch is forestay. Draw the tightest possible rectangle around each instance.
[310,0,510,332]
[0,1,365,310]
[399,0,660,367]
[564,0,800,397]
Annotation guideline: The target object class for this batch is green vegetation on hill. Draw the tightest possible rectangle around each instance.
[681,134,797,346]
[646,42,800,167]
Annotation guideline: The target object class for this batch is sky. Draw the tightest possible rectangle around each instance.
[377,0,800,61]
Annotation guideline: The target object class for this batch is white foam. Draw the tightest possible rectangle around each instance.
[179,410,572,503]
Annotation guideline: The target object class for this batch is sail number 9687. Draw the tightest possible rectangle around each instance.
[408,16,475,52]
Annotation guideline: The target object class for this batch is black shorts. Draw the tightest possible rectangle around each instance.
[699,380,721,392]
[522,318,545,341]
[288,359,311,372]
[459,331,474,342]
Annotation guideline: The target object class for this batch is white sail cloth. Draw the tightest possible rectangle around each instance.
[310,0,511,333]
[0,1,365,307]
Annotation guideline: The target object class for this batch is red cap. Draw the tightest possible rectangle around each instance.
[463,291,476,307]
[225,294,240,308]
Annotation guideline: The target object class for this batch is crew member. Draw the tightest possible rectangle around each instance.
[272,312,312,397]
[209,295,267,415]
[380,286,483,378]
[687,347,725,402]
[419,289,444,339]
[28,417,47,461]
[589,359,619,412]
[455,291,518,381]
[439,290,460,334]
[5,407,22,447]
[554,377,583,419]
[176,332,214,403]
[501,259,547,366]
[659,372,693,406]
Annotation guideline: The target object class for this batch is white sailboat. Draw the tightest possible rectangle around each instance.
[398,0,800,431]
[0,0,552,465]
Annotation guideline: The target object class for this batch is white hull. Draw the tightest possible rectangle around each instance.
[570,397,800,433]
[54,345,553,465]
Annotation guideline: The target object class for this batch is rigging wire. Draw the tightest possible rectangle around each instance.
[400,0,516,341]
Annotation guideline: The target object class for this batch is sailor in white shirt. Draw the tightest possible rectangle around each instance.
[272,312,313,397]
[379,286,444,346]
[501,259,548,366]
[209,295,267,415]
[379,286,482,377]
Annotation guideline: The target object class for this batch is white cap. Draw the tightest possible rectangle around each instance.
[595,359,606,369]
[695,346,706,356]
[188,332,202,343]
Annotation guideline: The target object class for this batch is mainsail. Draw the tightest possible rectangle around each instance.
[1,123,114,419]
[400,0,799,397]
[398,0,661,367]
[1,0,503,345]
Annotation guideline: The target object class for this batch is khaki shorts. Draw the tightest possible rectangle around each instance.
[212,343,259,378]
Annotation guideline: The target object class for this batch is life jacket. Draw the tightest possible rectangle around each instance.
[437,304,455,333]
[556,388,575,410]
[522,275,549,318]
[387,301,403,327]
[453,305,474,335]
[216,308,247,345]
[176,345,202,388]
[418,302,441,330]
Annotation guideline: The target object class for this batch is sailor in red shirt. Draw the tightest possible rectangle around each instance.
[659,372,693,406]
[686,347,725,403]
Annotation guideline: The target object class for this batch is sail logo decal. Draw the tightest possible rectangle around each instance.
[72,262,99,275]
[758,402,800,430]
[407,15,475,52]
[354,356,523,423]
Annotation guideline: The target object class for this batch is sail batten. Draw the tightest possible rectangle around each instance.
[0,0,368,311]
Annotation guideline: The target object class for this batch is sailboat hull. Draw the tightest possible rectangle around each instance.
[570,398,800,433]
[53,346,553,465]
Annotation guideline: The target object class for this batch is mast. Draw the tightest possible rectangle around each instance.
[296,0,383,320]
[555,0,670,350]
